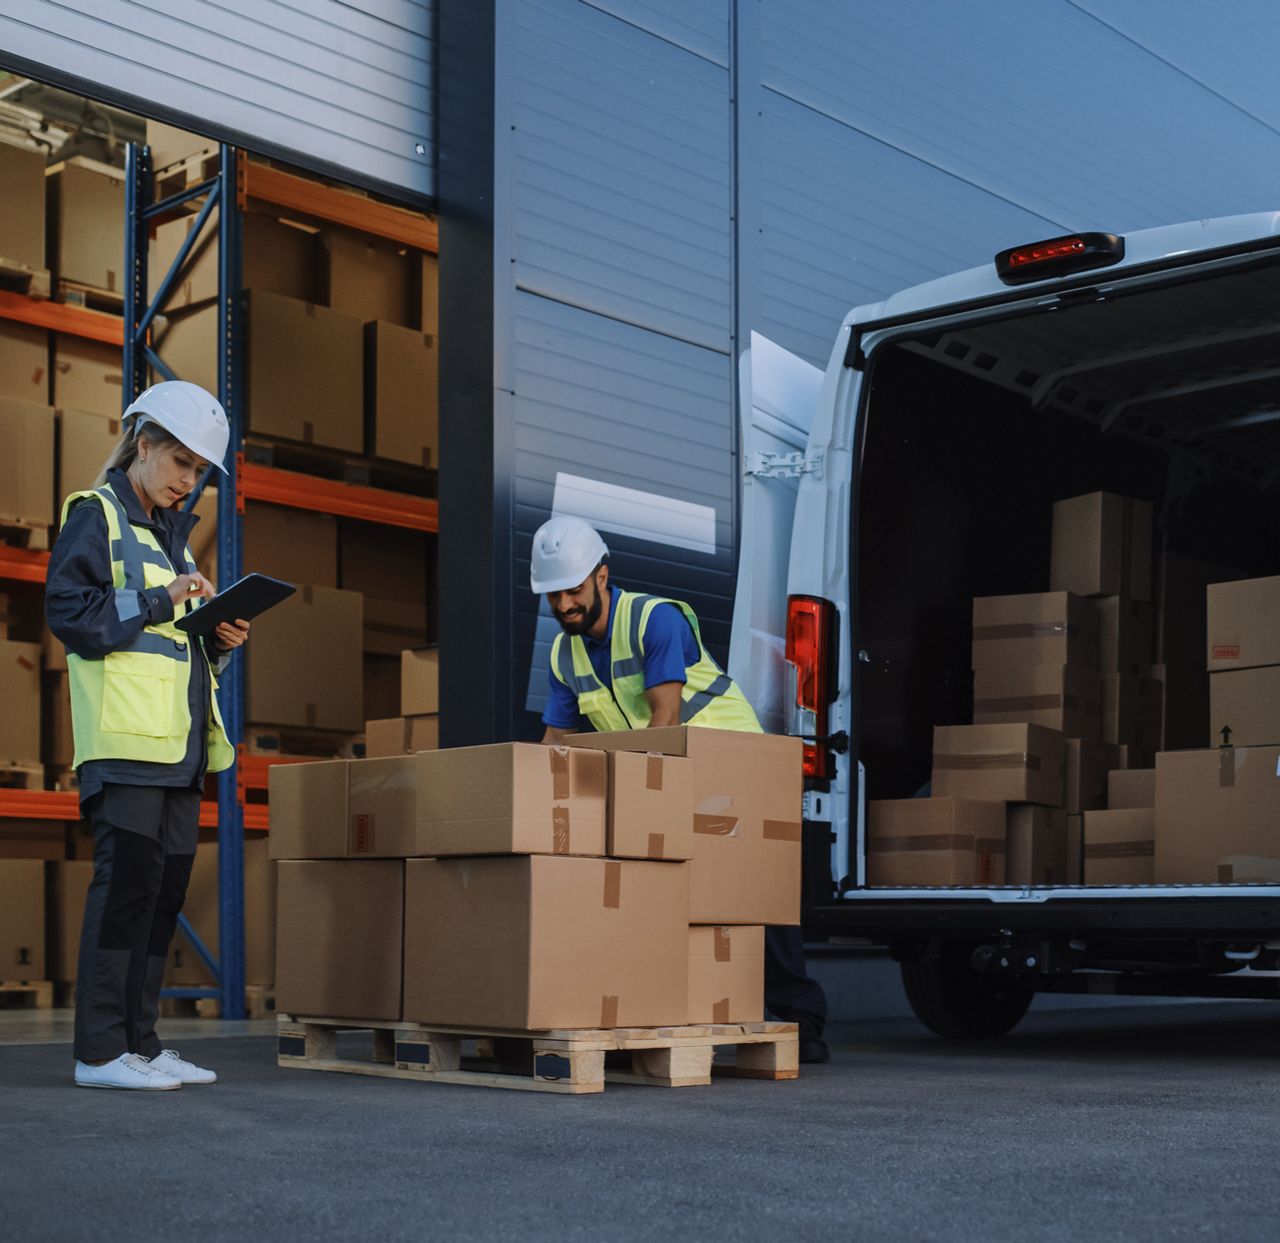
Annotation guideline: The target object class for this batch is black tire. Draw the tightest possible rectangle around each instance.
[900,948,1034,1040]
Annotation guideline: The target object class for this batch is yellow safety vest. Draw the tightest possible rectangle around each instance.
[551,589,762,734]
[60,486,234,773]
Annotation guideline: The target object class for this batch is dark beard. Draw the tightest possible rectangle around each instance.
[555,580,603,636]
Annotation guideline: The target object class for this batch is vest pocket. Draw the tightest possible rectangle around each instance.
[99,652,177,738]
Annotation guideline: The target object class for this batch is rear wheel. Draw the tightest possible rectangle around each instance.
[900,945,1034,1039]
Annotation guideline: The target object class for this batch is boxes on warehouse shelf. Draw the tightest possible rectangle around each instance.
[42,627,67,673]
[1108,768,1155,810]
[57,407,121,500]
[686,925,764,1024]
[364,714,439,759]
[401,647,438,716]
[565,727,803,926]
[42,669,73,769]
[1005,805,1069,887]
[149,305,217,396]
[971,592,1100,672]
[606,750,694,861]
[413,252,439,333]
[319,228,414,326]
[247,585,363,730]
[0,823,65,861]
[1066,814,1083,885]
[245,291,363,451]
[339,523,430,656]
[1064,739,1123,815]
[1209,667,1280,749]
[1096,596,1153,675]
[46,160,124,292]
[363,654,401,721]
[165,832,276,987]
[1101,673,1162,762]
[1155,552,1245,670]
[402,855,690,1030]
[1207,577,1280,672]
[0,398,54,530]
[972,664,1102,741]
[275,859,404,1021]
[48,860,92,984]
[931,723,1065,808]
[1083,809,1155,885]
[866,798,1007,887]
[52,337,123,418]
[144,119,218,172]
[1049,491,1153,601]
[1154,662,1207,752]
[365,321,439,468]
[0,142,46,270]
[243,502,338,588]
[0,860,45,979]
[0,641,41,767]
[1154,746,1280,884]
[0,322,49,405]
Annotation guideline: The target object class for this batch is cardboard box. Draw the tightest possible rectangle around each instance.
[0,143,47,270]
[932,723,1065,808]
[687,925,764,1024]
[1156,553,1244,669]
[971,592,1099,672]
[42,626,67,673]
[972,665,1102,741]
[52,337,123,417]
[0,860,45,979]
[339,521,430,656]
[1154,661,1207,752]
[348,743,607,859]
[275,859,403,1021]
[48,860,92,983]
[1207,577,1280,672]
[360,597,430,657]
[401,647,438,716]
[867,798,1007,886]
[364,714,439,758]
[1108,768,1155,810]
[248,585,363,730]
[166,833,275,986]
[0,322,49,405]
[1064,738,1122,815]
[1066,813,1083,885]
[246,291,363,451]
[1050,492,1153,601]
[1084,809,1155,885]
[319,228,413,326]
[607,750,694,861]
[1209,667,1280,749]
[243,502,338,588]
[150,303,216,395]
[566,727,803,925]
[0,640,41,767]
[1101,673,1162,762]
[402,855,690,1030]
[57,406,120,499]
[42,669,73,769]
[47,162,124,291]
[0,398,54,529]
[1216,854,1280,884]
[1154,747,1280,884]
[145,119,217,171]
[0,822,68,861]
[414,252,439,333]
[1005,805,1069,886]
[363,653,401,721]
[268,760,350,860]
[1097,596,1153,675]
[365,321,439,467]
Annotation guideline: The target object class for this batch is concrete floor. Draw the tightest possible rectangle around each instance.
[3,957,1278,1241]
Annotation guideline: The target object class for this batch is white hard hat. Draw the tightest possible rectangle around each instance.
[122,380,230,474]
[530,516,609,594]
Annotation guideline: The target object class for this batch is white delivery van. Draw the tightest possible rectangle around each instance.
[730,218,1280,1037]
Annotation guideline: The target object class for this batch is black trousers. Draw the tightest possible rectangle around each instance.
[764,926,828,1034]
[74,785,201,1063]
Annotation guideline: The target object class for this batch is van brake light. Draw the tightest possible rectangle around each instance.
[786,595,837,779]
[994,231,1124,285]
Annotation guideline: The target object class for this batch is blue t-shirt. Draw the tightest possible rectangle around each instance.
[542,586,700,729]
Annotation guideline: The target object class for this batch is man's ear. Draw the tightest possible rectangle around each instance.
[597,561,610,591]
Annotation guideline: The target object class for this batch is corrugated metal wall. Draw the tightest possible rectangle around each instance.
[0,1,436,201]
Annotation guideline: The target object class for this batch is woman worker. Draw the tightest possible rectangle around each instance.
[45,381,249,1091]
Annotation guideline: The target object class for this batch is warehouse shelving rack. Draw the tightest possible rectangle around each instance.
[0,140,437,1018]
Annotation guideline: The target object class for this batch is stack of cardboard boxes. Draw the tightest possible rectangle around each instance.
[268,727,799,1030]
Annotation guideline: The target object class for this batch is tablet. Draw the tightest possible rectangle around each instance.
[173,573,296,638]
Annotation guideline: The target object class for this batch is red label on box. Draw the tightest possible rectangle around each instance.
[1212,645,1241,661]
[350,814,373,854]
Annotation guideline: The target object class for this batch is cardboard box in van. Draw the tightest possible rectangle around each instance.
[1207,577,1280,672]
[1209,666,1280,749]
[1005,805,1068,886]
[1084,809,1154,885]
[971,592,1099,671]
[1064,739,1122,815]
[1050,492,1153,602]
[867,798,1006,886]
[1100,673,1162,762]
[972,664,1102,741]
[1096,596,1153,675]
[932,723,1065,808]
[1108,768,1155,810]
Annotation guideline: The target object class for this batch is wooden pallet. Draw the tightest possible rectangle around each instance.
[243,436,436,498]
[0,256,51,299]
[50,768,79,794]
[153,150,222,204]
[0,764,44,791]
[1,521,51,552]
[0,980,54,1010]
[56,279,124,315]
[245,725,363,759]
[161,984,275,1020]
[276,1015,799,1095]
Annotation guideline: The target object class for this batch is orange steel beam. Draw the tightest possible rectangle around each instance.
[0,790,79,821]
[240,462,438,532]
[0,289,124,346]
[0,544,50,584]
[241,160,438,254]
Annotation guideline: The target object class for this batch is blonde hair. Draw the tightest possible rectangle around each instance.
[92,421,184,489]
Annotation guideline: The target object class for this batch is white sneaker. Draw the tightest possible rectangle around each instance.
[74,1052,182,1091]
[151,1049,217,1085]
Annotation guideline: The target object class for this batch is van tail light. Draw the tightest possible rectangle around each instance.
[994,231,1124,285]
[786,595,837,779]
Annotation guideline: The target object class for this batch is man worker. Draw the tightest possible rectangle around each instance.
[534,515,829,1063]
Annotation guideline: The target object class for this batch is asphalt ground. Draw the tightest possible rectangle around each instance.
[3,962,1278,1242]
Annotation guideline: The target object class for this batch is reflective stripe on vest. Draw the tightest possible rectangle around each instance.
[60,486,234,772]
[550,589,762,734]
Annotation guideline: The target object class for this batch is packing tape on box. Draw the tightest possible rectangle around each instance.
[646,754,664,791]
[1218,855,1280,883]
[552,807,570,854]
[1219,749,1235,788]
[1084,839,1154,859]
[713,927,732,962]
[933,752,1042,771]
[712,998,730,1024]
[603,860,621,909]
[972,621,1075,640]
[974,693,1069,713]
[694,794,738,836]
[869,834,976,853]
[647,832,665,858]
[762,819,802,842]
[600,994,619,1027]
[549,747,571,800]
